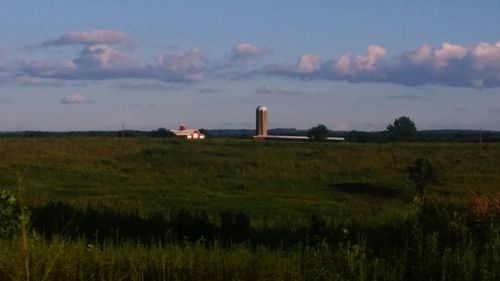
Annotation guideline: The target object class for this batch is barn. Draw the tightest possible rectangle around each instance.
[170,124,206,140]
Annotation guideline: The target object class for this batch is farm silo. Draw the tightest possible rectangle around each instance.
[256,105,268,136]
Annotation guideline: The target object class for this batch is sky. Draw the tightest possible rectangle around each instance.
[1,0,500,131]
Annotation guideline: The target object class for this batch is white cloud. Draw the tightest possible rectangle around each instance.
[18,30,205,83]
[14,32,500,88]
[434,43,468,68]
[469,42,500,71]
[330,45,387,76]
[73,44,139,69]
[43,30,129,46]
[408,45,433,65]
[230,42,271,63]
[61,94,86,104]
[259,54,322,80]
[296,54,321,73]
[154,48,207,82]
[391,41,500,87]
[21,41,207,83]
[267,41,500,88]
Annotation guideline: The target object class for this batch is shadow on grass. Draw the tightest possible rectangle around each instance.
[27,200,497,256]
[332,183,401,198]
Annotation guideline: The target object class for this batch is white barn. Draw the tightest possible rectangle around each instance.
[170,124,206,140]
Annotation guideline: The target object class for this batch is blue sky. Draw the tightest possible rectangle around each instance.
[1,0,500,131]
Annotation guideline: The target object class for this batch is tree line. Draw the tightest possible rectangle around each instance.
[307,116,500,142]
[1,116,499,142]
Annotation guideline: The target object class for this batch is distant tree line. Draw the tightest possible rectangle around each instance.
[1,118,500,142]
[305,116,500,143]
[0,128,176,138]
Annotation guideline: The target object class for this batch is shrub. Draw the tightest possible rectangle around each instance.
[0,190,20,238]
[406,159,443,201]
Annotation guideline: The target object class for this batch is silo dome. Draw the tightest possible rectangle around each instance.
[257,105,268,112]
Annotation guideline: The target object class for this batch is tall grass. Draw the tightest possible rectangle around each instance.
[1,195,499,280]
[0,230,498,281]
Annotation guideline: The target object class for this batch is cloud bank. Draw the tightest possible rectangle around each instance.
[22,30,207,83]
[268,42,500,88]
[7,30,500,88]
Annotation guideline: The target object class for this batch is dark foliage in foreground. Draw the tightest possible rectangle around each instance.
[30,200,499,250]
[15,199,497,280]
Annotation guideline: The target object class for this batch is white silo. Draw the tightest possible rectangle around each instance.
[256,105,268,136]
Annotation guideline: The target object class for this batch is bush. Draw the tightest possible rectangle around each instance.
[407,159,443,201]
[0,190,20,238]
[151,128,175,138]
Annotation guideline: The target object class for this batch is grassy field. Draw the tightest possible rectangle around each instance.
[1,137,499,221]
[0,137,499,280]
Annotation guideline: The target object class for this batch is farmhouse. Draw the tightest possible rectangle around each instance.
[170,124,206,140]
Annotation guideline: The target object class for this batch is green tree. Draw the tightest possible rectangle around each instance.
[307,124,329,141]
[386,116,417,141]
[151,128,175,138]
[199,128,208,136]
[406,158,443,201]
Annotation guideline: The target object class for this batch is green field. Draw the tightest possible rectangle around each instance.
[0,137,499,280]
[1,137,499,219]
